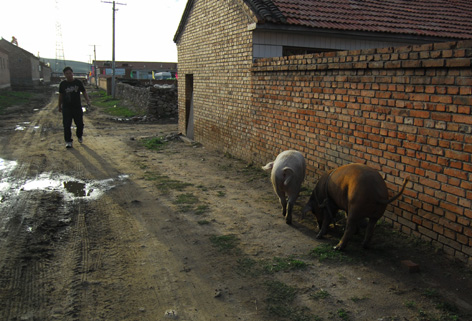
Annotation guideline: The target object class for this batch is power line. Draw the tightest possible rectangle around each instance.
[102,1,126,98]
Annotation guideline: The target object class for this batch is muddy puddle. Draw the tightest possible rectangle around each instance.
[0,157,128,204]
[20,173,129,201]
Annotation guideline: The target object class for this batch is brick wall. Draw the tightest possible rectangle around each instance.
[176,0,472,263]
[250,41,472,263]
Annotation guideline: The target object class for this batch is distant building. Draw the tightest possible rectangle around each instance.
[0,38,42,89]
[93,60,177,81]
[39,61,52,84]
[0,47,11,90]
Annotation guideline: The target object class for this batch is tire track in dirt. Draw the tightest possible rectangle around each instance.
[0,99,58,320]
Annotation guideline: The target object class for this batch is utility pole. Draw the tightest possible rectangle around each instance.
[102,1,126,98]
[89,44,99,88]
[55,0,66,73]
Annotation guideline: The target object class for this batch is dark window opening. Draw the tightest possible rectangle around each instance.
[282,46,340,56]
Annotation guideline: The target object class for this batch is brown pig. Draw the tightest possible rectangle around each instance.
[303,163,409,250]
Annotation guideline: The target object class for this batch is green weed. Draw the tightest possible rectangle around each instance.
[236,257,260,276]
[195,204,210,215]
[0,91,33,110]
[265,281,321,321]
[141,136,168,151]
[174,193,198,204]
[92,90,140,117]
[209,234,239,253]
[337,308,350,320]
[144,172,192,193]
[263,256,308,274]
[309,243,351,262]
[310,289,330,300]
[404,300,416,309]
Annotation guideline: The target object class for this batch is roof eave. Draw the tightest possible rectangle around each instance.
[251,23,469,44]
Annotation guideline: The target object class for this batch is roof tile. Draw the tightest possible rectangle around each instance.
[251,0,472,39]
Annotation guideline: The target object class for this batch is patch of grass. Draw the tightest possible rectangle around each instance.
[265,281,297,313]
[350,295,368,303]
[92,90,140,117]
[174,193,199,212]
[197,220,210,225]
[404,300,416,309]
[209,234,239,253]
[0,91,33,108]
[197,184,208,191]
[240,163,267,181]
[140,136,168,151]
[422,288,460,317]
[216,190,226,197]
[236,257,260,276]
[309,243,352,263]
[0,91,34,113]
[174,193,198,205]
[265,281,321,321]
[336,308,350,321]
[310,289,330,300]
[195,204,210,215]
[263,256,308,274]
[143,172,192,194]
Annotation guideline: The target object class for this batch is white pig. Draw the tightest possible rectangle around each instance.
[262,150,306,224]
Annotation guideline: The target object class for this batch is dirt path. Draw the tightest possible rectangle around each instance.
[0,90,471,321]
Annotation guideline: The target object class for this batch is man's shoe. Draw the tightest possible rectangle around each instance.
[78,137,83,143]
[66,142,73,148]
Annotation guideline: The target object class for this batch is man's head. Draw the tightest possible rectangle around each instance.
[63,66,74,81]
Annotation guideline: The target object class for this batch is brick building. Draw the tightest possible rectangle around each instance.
[174,0,472,263]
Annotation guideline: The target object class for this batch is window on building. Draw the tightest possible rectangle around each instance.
[282,46,340,56]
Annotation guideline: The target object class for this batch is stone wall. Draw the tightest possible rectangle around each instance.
[115,83,178,119]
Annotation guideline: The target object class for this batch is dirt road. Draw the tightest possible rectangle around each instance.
[0,89,471,321]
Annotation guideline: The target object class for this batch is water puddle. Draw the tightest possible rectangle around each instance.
[0,158,18,200]
[0,157,128,203]
[63,181,88,197]
[21,173,129,201]
[14,122,40,131]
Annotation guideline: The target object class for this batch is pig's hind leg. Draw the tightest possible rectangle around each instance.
[334,213,358,250]
[276,191,288,222]
[362,217,380,249]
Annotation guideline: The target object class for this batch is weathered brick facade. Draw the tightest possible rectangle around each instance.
[176,0,472,263]
[249,41,472,263]
[176,0,256,146]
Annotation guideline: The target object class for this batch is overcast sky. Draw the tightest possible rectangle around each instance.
[0,0,187,63]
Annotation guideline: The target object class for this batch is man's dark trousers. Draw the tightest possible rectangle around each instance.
[62,107,84,143]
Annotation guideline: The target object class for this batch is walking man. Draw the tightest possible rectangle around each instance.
[58,66,91,148]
